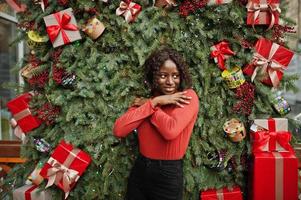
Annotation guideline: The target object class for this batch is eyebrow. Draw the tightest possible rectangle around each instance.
[158,71,180,74]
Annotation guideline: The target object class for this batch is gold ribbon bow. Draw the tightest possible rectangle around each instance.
[116,1,141,23]
[46,159,79,199]
[251,42,285,88]
[10,118,26,142]
[10,108,31,142]
[247,1,281,30]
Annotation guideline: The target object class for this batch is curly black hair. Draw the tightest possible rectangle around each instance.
[143,46,192,94]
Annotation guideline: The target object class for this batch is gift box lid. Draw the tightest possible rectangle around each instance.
[253,118,288,132]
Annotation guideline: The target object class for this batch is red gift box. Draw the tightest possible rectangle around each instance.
[243,38,294,87]
[250,152,298,200]
[250,118,293,153]
[43,8,82,48]
[39,140,91,199]
[210,41,235,71]
[7,93,41,133]
[246,0,280,29]
[200,186,243,200]
[116,1,142,23]
[13,184,51,200]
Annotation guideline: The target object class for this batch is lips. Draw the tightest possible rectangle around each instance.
[163,87,176,94]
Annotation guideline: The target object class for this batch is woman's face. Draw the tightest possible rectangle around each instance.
[155,59,180,95]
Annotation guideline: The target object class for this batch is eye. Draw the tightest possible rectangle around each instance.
[173,74,180,79]
[159,74,167,78]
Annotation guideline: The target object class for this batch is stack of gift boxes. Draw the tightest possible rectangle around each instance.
[7,94,91,199]
[12,140,91,199]
[200,118,299,200]
[249,118,298,200]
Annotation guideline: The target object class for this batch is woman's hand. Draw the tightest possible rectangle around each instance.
[151,91,192,108]
[131,97,149,107]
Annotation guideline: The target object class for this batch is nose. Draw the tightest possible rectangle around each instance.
[166,76,174,85]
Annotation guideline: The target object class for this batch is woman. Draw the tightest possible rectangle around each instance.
[113,47,199,200]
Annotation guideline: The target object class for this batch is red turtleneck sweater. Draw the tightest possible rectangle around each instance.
[113,89,199,160]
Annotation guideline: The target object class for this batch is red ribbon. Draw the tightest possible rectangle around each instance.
[46,12,78,45]
[25,185,38,200]
[252,131,293,153]
[267,118,276,132]
[210,41,235,70]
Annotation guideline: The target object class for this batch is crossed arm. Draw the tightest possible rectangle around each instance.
[113,89,199,140]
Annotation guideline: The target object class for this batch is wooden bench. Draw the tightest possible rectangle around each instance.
[0,140,26,174]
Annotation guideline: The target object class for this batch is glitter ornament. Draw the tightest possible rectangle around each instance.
[204,150,228,171]
[272,96,291,116]
[62,73,76,88]
[34,138,51,153]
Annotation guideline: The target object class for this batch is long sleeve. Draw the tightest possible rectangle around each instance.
[113,100,157,138]
[150,89,199,141]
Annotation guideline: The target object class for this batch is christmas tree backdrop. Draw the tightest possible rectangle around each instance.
[2,0,300,199]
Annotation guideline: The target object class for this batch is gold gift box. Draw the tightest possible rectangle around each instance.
[83,17,105,40]
[154,0,176,9]
[221,66,245,89]
[20,63,36,79]
[223,118,246,142]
